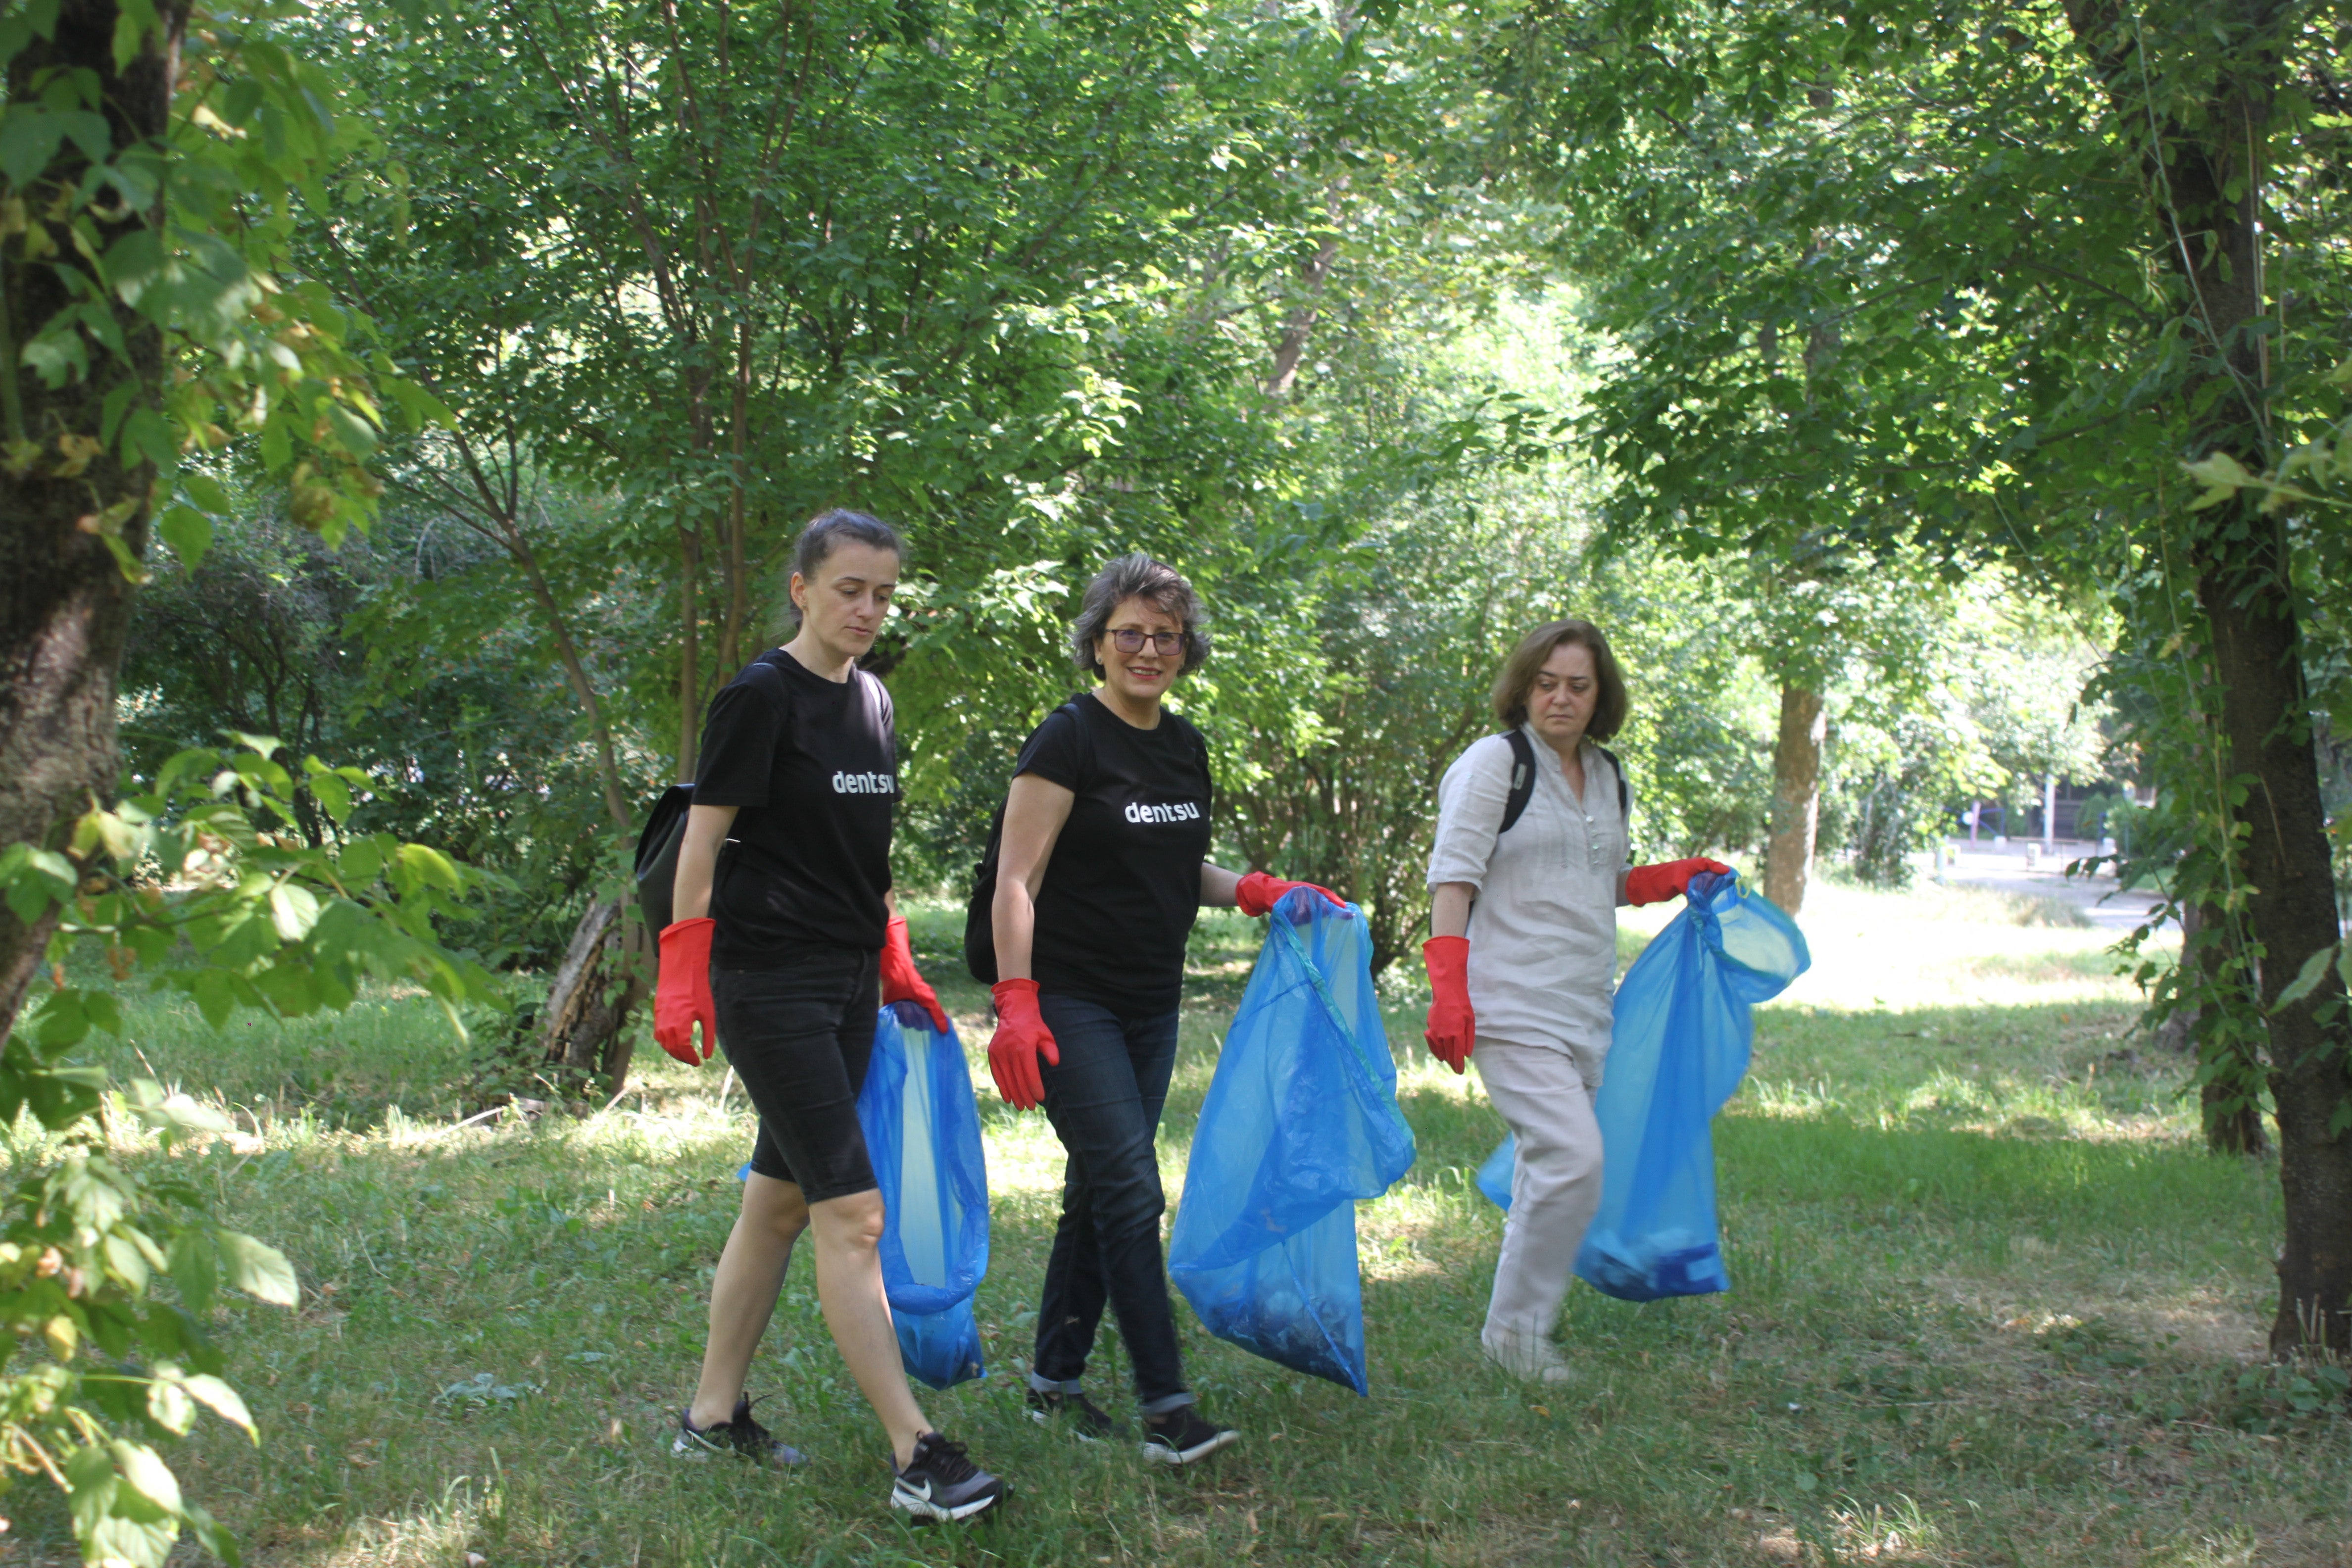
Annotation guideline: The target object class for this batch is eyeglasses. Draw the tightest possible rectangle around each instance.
[1107,628,1183,655]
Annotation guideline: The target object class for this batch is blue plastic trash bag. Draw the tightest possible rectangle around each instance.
[1474,1136,1516,1211]
[859,1001,991,1388]
[1169,890,1417,1394]
[1477,871,1808,1302]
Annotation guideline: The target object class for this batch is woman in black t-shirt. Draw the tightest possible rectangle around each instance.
[984,553,1342,1466]
[652,510,1003,1523]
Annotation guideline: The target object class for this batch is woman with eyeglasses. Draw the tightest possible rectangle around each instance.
[1422,619,1727,1383]
[974,553,1341,1464]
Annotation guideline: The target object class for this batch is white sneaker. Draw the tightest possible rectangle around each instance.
[1480,1324,1579,1384]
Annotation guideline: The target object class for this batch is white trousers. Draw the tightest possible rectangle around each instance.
[1475,1038,1605,1343]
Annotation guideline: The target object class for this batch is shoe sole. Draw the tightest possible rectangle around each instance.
[891,1485,1004,1523]
[1026,1409,1107,1443]
[1140,1428,1242,1466]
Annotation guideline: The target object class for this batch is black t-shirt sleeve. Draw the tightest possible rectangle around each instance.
[692,678,782,806]
[1013,706,1085,791]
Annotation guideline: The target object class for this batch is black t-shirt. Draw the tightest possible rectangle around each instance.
[694,650,898,963]
[1018,691,1213,1013]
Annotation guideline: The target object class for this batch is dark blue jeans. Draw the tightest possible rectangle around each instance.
[1030,992,1192,1414]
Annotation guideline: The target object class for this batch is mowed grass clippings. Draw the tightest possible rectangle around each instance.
[4,886,2343,1567]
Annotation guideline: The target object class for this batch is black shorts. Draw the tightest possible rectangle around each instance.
[710,945,881,1204]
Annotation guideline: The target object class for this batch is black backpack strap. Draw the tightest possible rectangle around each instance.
[1498,732,1633,850]
[1591,742,1632,861]
[1499,729,1538,833]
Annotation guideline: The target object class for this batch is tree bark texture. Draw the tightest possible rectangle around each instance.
[2202,548,2348,1350]
[1764,685,1825,914]
[2069,0,2348,1355]
[0,1,185,1041]
[537,897,646,1094]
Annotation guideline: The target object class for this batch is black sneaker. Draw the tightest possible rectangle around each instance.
[672,1396,809,1468]
[1025,1386,1120,1441]
[890,1431,1004,1523]
[1140,1406,1240,1466]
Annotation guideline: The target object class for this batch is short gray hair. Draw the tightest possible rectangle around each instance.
[1069,553,1210,678]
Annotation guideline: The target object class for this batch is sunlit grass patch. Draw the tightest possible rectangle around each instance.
[2,881,2332,1567]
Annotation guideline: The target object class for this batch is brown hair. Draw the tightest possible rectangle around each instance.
[787,508,902,626]
[1490,619,1628,740]
[1070,553,1211,677]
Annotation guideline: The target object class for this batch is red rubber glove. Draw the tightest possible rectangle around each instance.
[654,918,719,1066]
[879,915,951,1033]
[1422,934,1474,1075]
[1622,857,1734,907]
[1234,870,1347,919]
[986,979,1060,1110]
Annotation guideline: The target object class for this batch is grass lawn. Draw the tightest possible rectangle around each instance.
[6,878,2340,1567]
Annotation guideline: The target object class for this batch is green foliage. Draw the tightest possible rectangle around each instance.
[0,735,499,1566]
[0,0,433,559]
[120,499,644,966]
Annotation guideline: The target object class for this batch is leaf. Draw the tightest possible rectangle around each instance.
[82,1510,182,1568]
[167,1232,218,1315]
[147,1378,196,1437]
[156,504,213,571]
[184,1503,243,1568]
[307,770,352,823]
[2277,940,2346,1008]
[35,990,90,1049]
[324,403,379,456]
[123,407,176,472]
[0,107,67,187]
[124,1084,230,1140]
[396,842,463,892]
[215,1230,298,1305]
[180,1373,256,1438]
[268,882,321,941]
[188,967,235,1029]
[109,1438,183,1516]
[181,471,231,511]
[100,530,148,586]
[338,836,382,884]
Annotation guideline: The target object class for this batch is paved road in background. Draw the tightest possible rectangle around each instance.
[1937,842,2170,934]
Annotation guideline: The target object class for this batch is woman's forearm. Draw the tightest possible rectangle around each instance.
[991,878,1037,982]
[1200,861,1242,908]
[990,774,1075,985]
[1429,882,1475,940]
[672,803,739,922]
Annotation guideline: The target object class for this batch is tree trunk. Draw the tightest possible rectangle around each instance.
[2066,0,2347,1353]
[538,897,648,1095]
[0,1,184,1041]
[1763,684,1825,913]
[2201,551,2348,1352]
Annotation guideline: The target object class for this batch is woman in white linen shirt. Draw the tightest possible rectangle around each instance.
[1422,619,1726,1382]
